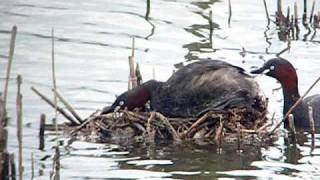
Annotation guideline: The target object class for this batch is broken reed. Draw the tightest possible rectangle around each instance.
[3,26,17,122]
[16,75,23,180]
[128,37,138,90]
[0,124,16,179]
[275,0,320,41]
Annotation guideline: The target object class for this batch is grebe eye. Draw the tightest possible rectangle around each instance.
[270,65,275,70]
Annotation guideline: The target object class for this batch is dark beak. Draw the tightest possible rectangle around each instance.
[101,105,112,115]
[250,66,266,74]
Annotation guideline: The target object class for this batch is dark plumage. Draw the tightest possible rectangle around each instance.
[251,57,320,128]
[102,59,266,118]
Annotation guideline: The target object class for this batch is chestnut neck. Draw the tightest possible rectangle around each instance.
[278,74,300,114]
[126,80,163,110]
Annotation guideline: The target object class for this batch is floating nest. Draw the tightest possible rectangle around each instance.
[67,106,273,145]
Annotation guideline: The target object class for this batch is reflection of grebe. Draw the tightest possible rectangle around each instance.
[251,58,320,128]
[102,59,266,119]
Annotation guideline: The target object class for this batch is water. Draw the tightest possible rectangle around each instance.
[1,0,320,179]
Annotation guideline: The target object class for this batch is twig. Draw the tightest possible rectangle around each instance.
[9,153,16,180]
[0,95,4,126]
[51,28,59,138]
[310,0,316,24]
[69,114,111,136]
[128,37,137,89]
[184,112,210,137]
[209,10,213,46]
[146,112,155,135]
[288,114,297,144]
[0,127,9,179]
[31,87,78,125]
[228,0,232,27]
[303,0,307,26]
[16,75,23,180]
[155,112,181,142]
[135,63,143,85]
[308,106,315,137]
[263,0,270,25]
[3,26,17,118]
[267,76,320,136]
[39,114,45,150]
[52,89,83,124]
[214,119,223,146]
[145,0,151,20]
[52,147,60,180]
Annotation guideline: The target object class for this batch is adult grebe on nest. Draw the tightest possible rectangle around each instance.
[102,59,267,124]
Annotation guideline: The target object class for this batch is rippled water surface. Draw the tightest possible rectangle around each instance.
[1,0,320,179]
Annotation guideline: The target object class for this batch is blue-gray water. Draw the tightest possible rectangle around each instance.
[0,0,320,179]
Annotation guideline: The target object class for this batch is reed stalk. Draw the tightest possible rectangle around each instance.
[16,75,23,180]
[288,114,296,144]
[3,26,17,120]
[263,0,270,25]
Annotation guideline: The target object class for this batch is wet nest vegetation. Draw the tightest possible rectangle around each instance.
[67,106,272,145]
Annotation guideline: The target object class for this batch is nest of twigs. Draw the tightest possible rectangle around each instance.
[67,106,272,145]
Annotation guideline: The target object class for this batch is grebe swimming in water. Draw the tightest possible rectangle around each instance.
[251,57,320,128]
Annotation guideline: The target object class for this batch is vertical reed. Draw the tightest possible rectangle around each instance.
[228,0,232,27]
[310,0,316,24]
[135,63,142,85]
[10,154,16,180]
[16,75,23,180]
[288,114,296,144]
[128,37,137,89]
[209,10,213,46]
[303,0,307,25]
[263,0,270,25]
[0,127,9,179]
[145,0,151,20]
[51,28,60,180]
[3,26,17,120]
[308,106,315,136]
[51,28,59,136]
[39,114,46,150]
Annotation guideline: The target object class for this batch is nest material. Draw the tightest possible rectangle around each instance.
[67,106,271,144]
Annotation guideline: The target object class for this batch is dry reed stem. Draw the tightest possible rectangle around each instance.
[39,114,45,150]
[128,37,137,89]
[310,0,316,24]
[31,87,78,125]
[51,28,59,142]
[53,89,83,124]
[263,0,270,25]
[0,96,4,126]
[16,75,23,180]
[228,0,232,27]
[308,106,315,136]
[184,112,210,137]
[154,112,181,142]
[3,26,17,117]
[214,120,223,146]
